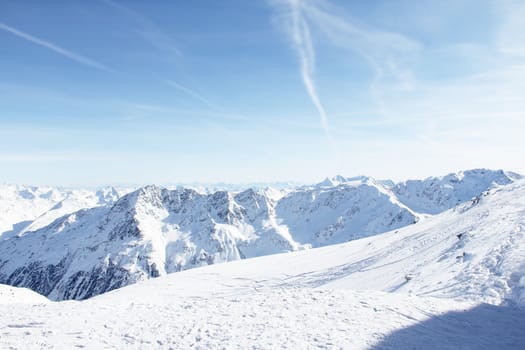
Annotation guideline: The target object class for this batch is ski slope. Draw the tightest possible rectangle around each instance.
[1,178,524,348]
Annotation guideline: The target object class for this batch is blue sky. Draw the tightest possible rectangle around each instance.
[1,0,524,186]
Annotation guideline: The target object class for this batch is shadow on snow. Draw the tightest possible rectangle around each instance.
[369,303,525,350]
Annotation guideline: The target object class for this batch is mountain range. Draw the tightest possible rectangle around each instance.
[0,168,521,300]
[1,168,524,348]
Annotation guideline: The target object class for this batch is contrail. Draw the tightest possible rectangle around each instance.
[102,0,183,57]
[165,80,215,109]
[0,22,112,72]
[287,0,340,161]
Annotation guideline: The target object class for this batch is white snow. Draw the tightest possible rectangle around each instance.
[0,175,524,348]
[102,178,525,307]
[0,284,49,304]
[0,184,127,238]
[277,177,418,246]
[1,169,524,302]
[5,283,523,349]
[0,180,418,300]
[392,169,520,214]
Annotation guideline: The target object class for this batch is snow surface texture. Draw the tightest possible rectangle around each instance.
[1,176,525,347]
[0,169,520,301]
[3,285,524,349]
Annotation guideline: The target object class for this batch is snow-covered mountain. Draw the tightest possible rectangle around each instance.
[392,169,522,214]
[1,175,525,348]
[276,176,418,246]
[124,175,521,307]
[0,169,521,301]
[0,179,417,300]
[0,184,125,238]
[0,184,64,236]
[0,186,297,300]
[315,175,395,188]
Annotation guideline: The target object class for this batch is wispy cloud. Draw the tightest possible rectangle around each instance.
[123,101,324,131]
[165,80,215,109]
[0,150,138,163]
[102,0,182,57]
[0,22,112,72]
[274,0,340,161]
[496,1,525,58]
[269,0,525,178]
[271,0,422,160]
[271,0,421,123]
[103,1,208,111]
[299,0,419,109]
[301,1,420,53]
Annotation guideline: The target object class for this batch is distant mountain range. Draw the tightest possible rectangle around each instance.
[0,168,521,300]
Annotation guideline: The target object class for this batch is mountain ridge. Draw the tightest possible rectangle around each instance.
[0,168,521,300]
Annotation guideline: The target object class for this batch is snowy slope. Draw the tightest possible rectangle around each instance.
[0,178,524,348]
[0,284,49,304]
[4,282,525,349]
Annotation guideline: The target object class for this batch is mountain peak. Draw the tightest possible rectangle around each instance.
[316,175,374,188]
[394,168,522,214]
